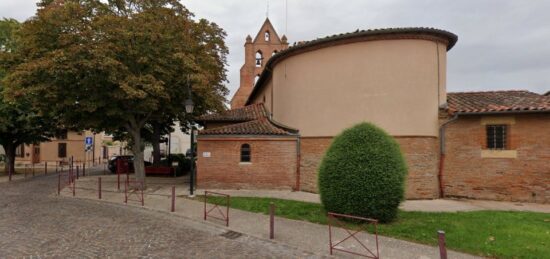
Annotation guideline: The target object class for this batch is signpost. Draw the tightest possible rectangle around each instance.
[85,137,93,165]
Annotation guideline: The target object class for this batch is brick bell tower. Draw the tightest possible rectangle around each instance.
[230,18,288,109]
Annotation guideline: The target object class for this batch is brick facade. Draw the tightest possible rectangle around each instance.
[299,137,333,192]
[396,137,440,199]
[197,137,298,190]
[299,136,440,199]
[443,114,550,203]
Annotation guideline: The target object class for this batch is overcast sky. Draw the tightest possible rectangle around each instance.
[2,0,549,99]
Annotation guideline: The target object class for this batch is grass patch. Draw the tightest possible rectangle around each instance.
[199,196,549,259]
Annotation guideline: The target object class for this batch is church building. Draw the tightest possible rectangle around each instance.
[197,19,549,203]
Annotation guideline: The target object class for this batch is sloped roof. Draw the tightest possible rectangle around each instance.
[447,90,550,114]
[197,103,267,122]
[200,118,298,136]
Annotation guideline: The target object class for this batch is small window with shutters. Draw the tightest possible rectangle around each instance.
[240,144,251,162]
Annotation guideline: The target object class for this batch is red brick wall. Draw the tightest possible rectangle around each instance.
[299,136,440,199]
[396,137,440,199]
[444,114,550,203]
[197,138,298,190]
[299,137,333,192]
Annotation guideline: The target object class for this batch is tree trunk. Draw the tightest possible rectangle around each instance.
[129,128,146,182]
[4,143,16,179]
[151,123,162,166]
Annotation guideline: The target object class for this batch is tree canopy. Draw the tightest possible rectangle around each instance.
[0,18,56,177]
[4,0,229,180]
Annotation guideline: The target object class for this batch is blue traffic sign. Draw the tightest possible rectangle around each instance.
[85,137,93,145]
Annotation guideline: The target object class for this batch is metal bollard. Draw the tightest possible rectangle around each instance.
[76,166,80,179]
[269,202,275,239]
[32,163,35,176]
[171,186,176,212]
[438,230,447,259]
[98,177,102,199]
[73,180,76,197]
[45,162,48,175]
[83,164,86,177]
[57,173,61,195]
[117,171,120,191]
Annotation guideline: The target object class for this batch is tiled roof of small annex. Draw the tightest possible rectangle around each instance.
[447,90,550,114]
[199,118,297,136]
[197,103,267,122]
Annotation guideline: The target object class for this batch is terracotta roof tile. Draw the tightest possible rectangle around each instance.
[197,103,267,122]
[447,90,550,114]
[199,118,297,136]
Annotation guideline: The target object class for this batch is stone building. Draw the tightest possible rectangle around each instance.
[197,20,549,203]
[14,130,108,165]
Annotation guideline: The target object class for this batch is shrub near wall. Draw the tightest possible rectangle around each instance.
[318,122,407,222]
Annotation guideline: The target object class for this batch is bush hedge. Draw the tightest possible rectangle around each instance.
[318,122,407,223]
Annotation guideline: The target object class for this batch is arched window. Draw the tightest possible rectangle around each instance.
[265,31,270,41]
[255,51,263,67]
[240,144,251,162]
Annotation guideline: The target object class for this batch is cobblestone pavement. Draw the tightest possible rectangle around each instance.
[0,171,319,258]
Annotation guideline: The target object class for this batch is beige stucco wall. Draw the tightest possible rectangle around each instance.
[252,39,448,137]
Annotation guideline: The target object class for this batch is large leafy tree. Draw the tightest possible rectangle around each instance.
[5,0,228,181]
[0,18,56,178]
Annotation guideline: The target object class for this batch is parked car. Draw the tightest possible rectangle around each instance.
[108,155,152,173]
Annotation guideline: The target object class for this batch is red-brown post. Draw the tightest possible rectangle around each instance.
[45,162,47,175]
[76,166,80,179]
[438,230,447,259]
[98,177,102,199]
[58,173,61,195]
[83,164,86,177]
[269,202,275,239]
[203,191,207,220]
[171,186,175,212]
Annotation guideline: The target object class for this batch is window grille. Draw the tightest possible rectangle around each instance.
[486,125,507,149]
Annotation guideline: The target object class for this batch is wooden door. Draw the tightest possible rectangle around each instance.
[32,145,40,164]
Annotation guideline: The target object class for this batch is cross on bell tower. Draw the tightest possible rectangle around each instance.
[230,18,289,109]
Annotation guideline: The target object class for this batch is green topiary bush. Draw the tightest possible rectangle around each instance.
[318,122,407,223]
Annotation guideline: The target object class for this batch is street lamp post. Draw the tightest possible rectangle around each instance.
[184,97,195,197]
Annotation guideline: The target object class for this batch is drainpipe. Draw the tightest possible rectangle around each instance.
[438,114,458,198]
[295,136,301,191]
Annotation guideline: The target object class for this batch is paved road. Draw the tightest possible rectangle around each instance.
[0,171,317,258]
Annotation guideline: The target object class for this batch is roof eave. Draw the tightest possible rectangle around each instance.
[451,110,549,116]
